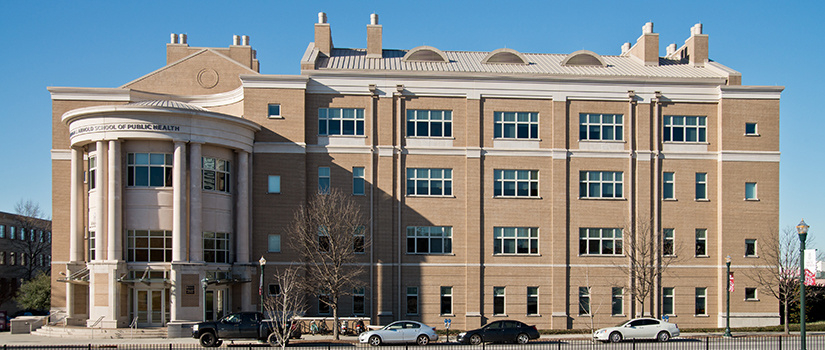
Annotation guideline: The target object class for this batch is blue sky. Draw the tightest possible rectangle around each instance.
[0,1,822,243]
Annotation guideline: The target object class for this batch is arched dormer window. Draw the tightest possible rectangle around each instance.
[481,48,529,65]
[561,50,607,67]
[402,46,449,63]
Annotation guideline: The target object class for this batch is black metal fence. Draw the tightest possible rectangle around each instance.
[4,336,825,350]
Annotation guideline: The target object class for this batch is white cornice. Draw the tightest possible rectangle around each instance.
[241,75,309,89]
[254,142,307,154]
[51,149,71,160]
[48,86,246,108]
[719,86,784,100]
[719,150,780,162]
[48,87,131,101]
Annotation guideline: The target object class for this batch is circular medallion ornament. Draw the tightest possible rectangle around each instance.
[197,68,219,89]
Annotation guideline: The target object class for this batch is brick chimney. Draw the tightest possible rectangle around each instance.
[166,33,190,65]
[366,13,382,59]
[684,23,708,67]
[627,22,659,66]
[315,12,333,56]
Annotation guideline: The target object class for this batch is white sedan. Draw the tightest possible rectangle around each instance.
[593,318,680,343]
[359,321,438,346]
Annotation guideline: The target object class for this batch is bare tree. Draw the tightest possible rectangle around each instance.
[11,199,51,281]
[288,189,369,340]
[574,267,605,339]
[263,266,307,349]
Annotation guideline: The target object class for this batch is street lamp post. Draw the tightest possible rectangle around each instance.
[724,255,732,337]
[201,278,208,321]
[259,256,267,315]
[797,219,809,350]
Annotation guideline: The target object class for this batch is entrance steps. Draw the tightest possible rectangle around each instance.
[32,325,168,339]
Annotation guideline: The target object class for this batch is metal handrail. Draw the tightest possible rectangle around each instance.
[89,316,104,339]
[130,316,138,339]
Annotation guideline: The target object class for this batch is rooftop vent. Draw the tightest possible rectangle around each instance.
[402,46,449,62]
[481,48,529,65]
[561,50,606,67]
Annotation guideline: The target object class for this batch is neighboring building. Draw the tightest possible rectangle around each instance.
[0,211,52,316]
[49,14,782,335]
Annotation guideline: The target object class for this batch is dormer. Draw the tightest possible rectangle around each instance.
[402,46,449,63]
[481,48,529,65]
[561,50,606,67]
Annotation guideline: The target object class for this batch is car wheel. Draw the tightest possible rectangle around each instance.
[199,332,217,347]
[469,334,482,345]
[657,331,670,342]
[417,334,430,346]
[609,331,622,343]
[516,333,529,344]
[369,335,382,346]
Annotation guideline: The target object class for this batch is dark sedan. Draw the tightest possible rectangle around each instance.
[457,320,539,345]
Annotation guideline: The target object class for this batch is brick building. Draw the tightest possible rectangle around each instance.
[0,211,52,316]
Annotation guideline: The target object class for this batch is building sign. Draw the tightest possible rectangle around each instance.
[186,285,196,295]
[70,123,182,138]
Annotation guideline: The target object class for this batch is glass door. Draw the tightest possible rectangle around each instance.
[204,288,227,321]
[133,288,167,326]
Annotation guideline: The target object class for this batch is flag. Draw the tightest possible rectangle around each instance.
[728,272,734,292]
[805,269,816,286]
[259,272,263,296]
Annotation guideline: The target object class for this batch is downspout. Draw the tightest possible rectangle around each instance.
[395,84,405,318]
[369,84,377,323]
[652,91,662,318]
[627,90,637,318]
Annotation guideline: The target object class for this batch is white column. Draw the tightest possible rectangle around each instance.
[235,150,250,264]
[94,141,106,261]
[107,140,122,261]
[189,142,203,262]
[172,141,186,262]
[69,148,83,262]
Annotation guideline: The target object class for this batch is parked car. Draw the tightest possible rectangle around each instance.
[593,318,680,343]
[192,312,301,347]
[359,320,438,346]
[457,320,539,345]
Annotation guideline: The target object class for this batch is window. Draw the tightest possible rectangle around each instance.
[664,116,707,143]
[267,175,281,194]
[695,229,707,256]
[406,226,452,254]
[527,287,539,316]
[0,252,5,265]
[127,153,172,187]
[268,234,281,253]
[662,287,675,315]
[745,239,757,257]
[202,157,231,193]
[353,226,365,253]
[663,229,675,256]
[578,287,590,315]
[407,168,452,196]
[127,230,173,262]
[407,110,452,137]
[353,287,365,315]
[268,284,281,296]
[88,155,97,190]
[494,170,539,197]
[88,231,95,261]
[745,182,757,200]
[579,228,623,256]
[318,167,330,193]
[9,227,14,240]
[612,287,624,316]
[9,252,15,266]
[203,232,230,263]
[695,287,707,315]
[493,227,538,255]
[493,287,506,315]
[663,172,675,200]
[319,108,365,136]
[318,227,330,252]
[745,123,758,136]
[695,173,707,200]
[0,225,4,238]
[441,287,453,315]
[267,104,281,118]
[319,292,331,315]
[495,112,538,139]
[580,113,623,141]
[353,167,365,195]
[745,288,758,301]
[406,287,419,315]
[579,171,623,198]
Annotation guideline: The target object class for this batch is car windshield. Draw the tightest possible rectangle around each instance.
[383,322,403,330]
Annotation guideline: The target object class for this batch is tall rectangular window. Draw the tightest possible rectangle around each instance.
[494,170,539,197]
[202,157,231,193]
[493,287,506,315]
[580,113,623,141]
[406,226,452,254]
[407,110,452,137]
[695,173,707,200]
[9,227,15,240]
[127,230,173,262]
[203,232,230,263]
[695,287,707,315]
[527,287,539,316]
[88,156,97,190]
[318,167,330,193]
[353,287,365,315]
[267,104,281,118]
[579,228,623,255]
[611,287,624,316]
[0,252,5,265]
[664,116,707,142]
[579,171,623,198]
[695,229,707,256]
[745,122,758,136]
[352,167,365,195]
[319,108,365,136]
[663,229,675,256]
[9,252,15,266]
[578,287,591,315]
[495,112,538,139]
[127,153,173,187]
[493,227,538,255]
[319,293,331,315]
[268,234,281,253]
[745,239,757,257]
[441,287,453,315]
[406,287,419,315]
[353,226,365,253]
[662,287,675,315]
[745,182,757,200]
[0,225,5,238]
[663,172,675,200]
[88,231,95,261]
[407,168,452,196]
[267,175,281,194]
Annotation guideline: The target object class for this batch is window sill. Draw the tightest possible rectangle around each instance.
[526,314,541,317]
[611,314,626,317]
[267,115,284,119]
[745,299,760,302]
[695,314,709,318]
[744,198,760,202]
[663,142,710,145]
[744,255,759,258]
[579,254,625,257]
[494,138,542,141]
[663,198,677,202]
[319,135,367,138]
[407,253,456,256]
[744,134,760,137]
[406,136,455,140]
[493,314,508,317]
[266,192,281,194]
[440,314,456,317]
[695,199,710,202]
[493,196,543,200]
[406,195,456,199]
[578,197,626,201]
[695,255,710,258]
[493,254,541,257]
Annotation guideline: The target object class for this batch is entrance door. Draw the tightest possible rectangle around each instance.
[134,289,168,327]
[205,289,227,321]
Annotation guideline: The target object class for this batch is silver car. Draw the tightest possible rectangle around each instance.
[593,318,680,343]
[359,320,438,346]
